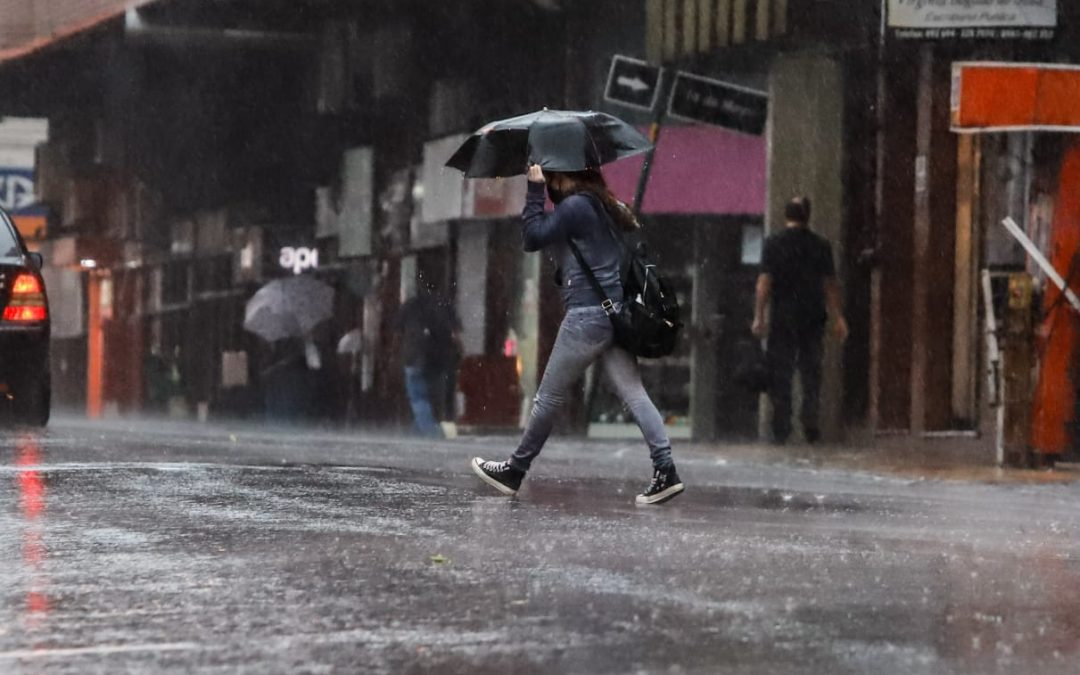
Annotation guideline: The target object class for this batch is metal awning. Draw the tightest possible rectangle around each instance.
[951,62,1080,133]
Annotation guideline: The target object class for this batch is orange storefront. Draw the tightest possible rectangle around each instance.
[951,62,1080,462]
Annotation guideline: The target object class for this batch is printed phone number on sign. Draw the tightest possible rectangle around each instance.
[892,27,1055,39]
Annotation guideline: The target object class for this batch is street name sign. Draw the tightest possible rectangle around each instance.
[604,55,661,112]
[667,72,768,136]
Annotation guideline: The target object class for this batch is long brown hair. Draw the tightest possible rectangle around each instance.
[548,169,640,232]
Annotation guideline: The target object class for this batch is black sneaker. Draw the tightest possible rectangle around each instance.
[635,466,685,505]
[471,457,524,495]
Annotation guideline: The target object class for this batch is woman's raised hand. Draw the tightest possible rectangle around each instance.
[527,164,545,184]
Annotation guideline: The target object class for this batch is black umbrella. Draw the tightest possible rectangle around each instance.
[445,109,653,178]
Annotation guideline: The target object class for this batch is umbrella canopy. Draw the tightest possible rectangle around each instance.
[244,275,334,343]
[445,109,653,178]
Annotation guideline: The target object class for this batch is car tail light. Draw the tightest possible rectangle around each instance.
[3,273,47,323]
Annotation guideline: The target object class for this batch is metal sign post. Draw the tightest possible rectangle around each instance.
[981,270,1005,467]
[631,70,671,216]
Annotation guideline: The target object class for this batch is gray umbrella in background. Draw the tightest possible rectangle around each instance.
[243,275,334,343]
[445,109,653,178]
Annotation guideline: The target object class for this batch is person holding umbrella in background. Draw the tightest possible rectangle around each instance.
[447,109,684,505]
[244,274,335,422]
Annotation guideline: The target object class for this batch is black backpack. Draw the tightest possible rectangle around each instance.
[567,195,682,358]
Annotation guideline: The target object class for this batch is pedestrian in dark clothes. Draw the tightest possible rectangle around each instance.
[471,164,684,505]
[752,196,849,444]
[424,288,461,426]
[397,275,458,438]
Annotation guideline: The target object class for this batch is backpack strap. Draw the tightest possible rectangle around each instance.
[566,237,617,316]
[577,192,629,256]
[577,191,636,286]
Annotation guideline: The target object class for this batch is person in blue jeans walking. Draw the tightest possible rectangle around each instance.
[471,164,684,505]
[398,275,459,437]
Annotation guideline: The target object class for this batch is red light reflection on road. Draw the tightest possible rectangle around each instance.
[17,442,45,519]
[15,435,51,623]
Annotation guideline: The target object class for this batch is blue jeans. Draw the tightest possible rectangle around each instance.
[404,366,442,437]
[510,306,673,472]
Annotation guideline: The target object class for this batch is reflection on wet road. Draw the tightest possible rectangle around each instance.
[2,420,1080,673]
[15,436,49,639]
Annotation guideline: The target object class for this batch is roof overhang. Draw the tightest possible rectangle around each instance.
[0,1,157,67]
[951,62,1080,134]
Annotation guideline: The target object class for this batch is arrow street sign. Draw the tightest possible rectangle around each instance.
[668,72,769,136]
[604,55,662,112]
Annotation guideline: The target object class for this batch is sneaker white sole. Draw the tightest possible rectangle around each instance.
[635,482,685,505]
[471,457,518,496]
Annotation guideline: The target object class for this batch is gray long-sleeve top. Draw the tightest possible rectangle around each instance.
[521,181,624,309]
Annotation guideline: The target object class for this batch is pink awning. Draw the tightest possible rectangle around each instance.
[603,125,766,215]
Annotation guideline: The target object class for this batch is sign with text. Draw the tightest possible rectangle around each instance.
[604,55,662,112]
[279,246,319,275]
[0,168,35,212]
[668,73,768,136]
[0,167,47,239]
[888,0,1056,40]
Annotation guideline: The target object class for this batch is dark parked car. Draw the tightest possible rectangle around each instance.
[0,207,50,426]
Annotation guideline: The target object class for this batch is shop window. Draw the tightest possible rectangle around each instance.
[741,224,764,266]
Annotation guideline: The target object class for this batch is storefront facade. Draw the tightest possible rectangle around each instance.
[946,62,1080,462]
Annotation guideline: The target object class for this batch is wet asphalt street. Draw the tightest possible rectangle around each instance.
[3,420,1080,674]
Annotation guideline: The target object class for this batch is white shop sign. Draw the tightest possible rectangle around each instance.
[279,246,319,275]
[888,0,1056,39]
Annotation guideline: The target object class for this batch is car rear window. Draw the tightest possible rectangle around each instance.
[0,214,20,258]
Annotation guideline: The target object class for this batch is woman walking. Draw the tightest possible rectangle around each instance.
[471,164,684,505]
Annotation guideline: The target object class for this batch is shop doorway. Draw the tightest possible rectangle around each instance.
[586,216,762,442]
